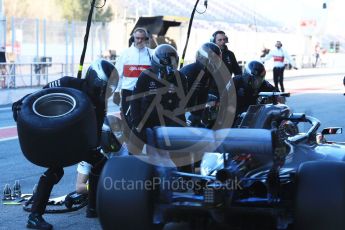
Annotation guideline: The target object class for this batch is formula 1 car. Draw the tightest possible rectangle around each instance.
[98,92,345,230]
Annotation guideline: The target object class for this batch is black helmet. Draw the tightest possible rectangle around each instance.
[85,59,116,101]
[151,44,179,78]
[243,60,266,90]
[196,42,222,72]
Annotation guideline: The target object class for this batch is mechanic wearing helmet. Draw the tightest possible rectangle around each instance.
[24,59,118,230]
[180,42,222,128]
[233,60,276,125]
[129,44,188,153]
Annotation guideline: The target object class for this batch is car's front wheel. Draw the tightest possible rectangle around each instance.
[296,161,345,230]
[97,156,157,230]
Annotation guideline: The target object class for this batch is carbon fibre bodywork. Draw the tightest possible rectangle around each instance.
[98,92,345,230]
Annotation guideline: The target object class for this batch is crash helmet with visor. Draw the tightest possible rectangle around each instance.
[151,44,179,80]
[242,60,266,90]
[84,59,116,101]
[196,42,222,72]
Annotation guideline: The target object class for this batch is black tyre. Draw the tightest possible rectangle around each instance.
[296,161,345,230]
[17,87,98,167]
[97,156,156,230]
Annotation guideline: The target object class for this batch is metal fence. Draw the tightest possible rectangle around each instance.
[1,17,110,78]
[1,14,343,90]
[0,62,65,88]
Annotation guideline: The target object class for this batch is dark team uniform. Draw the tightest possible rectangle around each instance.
[131,69,188,132]
[180,62,219,126]
[233,75,276,117]
[221,46,242,76]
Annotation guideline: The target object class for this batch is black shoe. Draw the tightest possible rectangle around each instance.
[27,213,53,230]
[86,207,98,218]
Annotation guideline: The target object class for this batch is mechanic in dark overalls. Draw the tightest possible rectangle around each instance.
[233,60,276,126]
[180,42,222,128]
[129,44,188,154]
[212,30,242,77]
[16,59,117,230]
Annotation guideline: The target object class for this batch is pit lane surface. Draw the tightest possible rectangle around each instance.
[0,70,344,229]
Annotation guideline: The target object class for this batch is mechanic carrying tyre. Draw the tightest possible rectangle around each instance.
[12,59,118,230]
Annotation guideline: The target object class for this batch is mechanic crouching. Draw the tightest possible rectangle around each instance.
[180,42,222,128]
[129,44,188,154]
[13,59,117,230]
[233,60,277,127]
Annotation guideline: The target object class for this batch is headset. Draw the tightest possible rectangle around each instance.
[210,30,228,43]
[129,27,150,46]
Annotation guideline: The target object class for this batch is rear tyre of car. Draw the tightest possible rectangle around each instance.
[296,161,345,230]
[97,156,157,230]
[16,87,98,167]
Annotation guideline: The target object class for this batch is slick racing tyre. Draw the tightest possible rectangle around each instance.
[16,87,98,167]
[296,161,345,230]
[98,156,156,230]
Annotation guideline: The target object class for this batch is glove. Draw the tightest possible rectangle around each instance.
[100,128,122,153]
[188,114,203,127]
[113,92,121,105]
[12,101,21,122]
[11,94,31,122]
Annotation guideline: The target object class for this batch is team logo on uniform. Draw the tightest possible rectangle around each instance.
[150,82,156,87]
